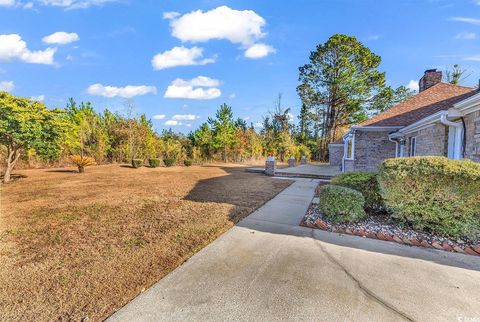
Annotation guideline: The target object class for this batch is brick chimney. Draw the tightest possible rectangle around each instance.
[419,69,442,92]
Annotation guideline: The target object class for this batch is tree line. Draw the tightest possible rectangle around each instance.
[0,92,311,182]
[2,33,467,183]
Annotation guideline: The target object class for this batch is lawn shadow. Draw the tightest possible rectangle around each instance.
[184,165,294,224]
[0,174,27,182]
[46,169,78,173]
[186,166,480,272]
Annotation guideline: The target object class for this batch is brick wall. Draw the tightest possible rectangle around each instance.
[464,110,480,162]
[344,159,355,172]
[346,130,396,172]
[328,144,343,166]
[406,124,448,157]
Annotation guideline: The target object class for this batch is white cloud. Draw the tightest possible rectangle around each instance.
[31,94,45,101]
[0,34,56,65]
[0,0,15,7]
[229,93,236,99]
[169,6,266,46]
[455,32,476,40]
[406,80,419,92]
[465,55,480,61]
[23,2,33,8]
[172,76,220,87]
[39,0,116,10]
[165,86,221,100]
[87,84,157,98]
[165,6,275,59]
[152,46,215,70]
[152,114,166,120]
[164,76,221,100]
[244,43,276,59]
[449,17,480,25]
[163,11,180,20]
[171,114,199,121]
[42,32,79,45]
[165,120,181,126]
[0,80,14,92]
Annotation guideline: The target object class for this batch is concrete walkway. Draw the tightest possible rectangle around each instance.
[108,179,480,322]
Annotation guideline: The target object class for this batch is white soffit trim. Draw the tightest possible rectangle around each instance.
[342,125,403,138]
[398,111,446,135]
[453,91,480,114]
[350,125,403,131]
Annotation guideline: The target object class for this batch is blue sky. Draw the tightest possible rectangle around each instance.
[1,0,480,132]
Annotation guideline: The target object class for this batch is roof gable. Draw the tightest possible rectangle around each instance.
[360,83,476,127]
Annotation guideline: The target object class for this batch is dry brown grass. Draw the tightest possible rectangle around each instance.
[0,164,292,321]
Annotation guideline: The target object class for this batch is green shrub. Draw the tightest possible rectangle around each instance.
[332,172,383,211]
[183,159,193,167]
[148,158,160,168]
[378,156,480,240]
[163,157,176,167]
[318,185,366,223]
[131,159,143,168]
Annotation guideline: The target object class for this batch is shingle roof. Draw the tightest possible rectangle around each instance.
[360,83,477,127]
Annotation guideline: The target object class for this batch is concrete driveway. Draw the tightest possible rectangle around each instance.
[108,179,480,322]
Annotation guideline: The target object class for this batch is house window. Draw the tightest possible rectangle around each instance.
[409,137,416,157]
[344,135,355,160]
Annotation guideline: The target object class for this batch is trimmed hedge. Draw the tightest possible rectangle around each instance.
[184,159,193,167]
[318,185,366,223]
[148,158,160,168]
[331,172,383,211]
[378,156,480,240]
[131,159,143,168]
[163,157,176,167]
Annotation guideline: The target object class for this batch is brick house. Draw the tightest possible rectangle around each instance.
[329,69,480,172]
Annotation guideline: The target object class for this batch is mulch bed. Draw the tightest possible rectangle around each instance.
[301,197,480,257]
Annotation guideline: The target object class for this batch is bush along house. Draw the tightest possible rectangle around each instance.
[329,69,480,172]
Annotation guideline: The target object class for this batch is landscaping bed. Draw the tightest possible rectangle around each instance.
[302,201,480,256]
[302,157,480,256]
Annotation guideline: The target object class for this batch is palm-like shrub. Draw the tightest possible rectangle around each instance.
[70,155,96,173]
